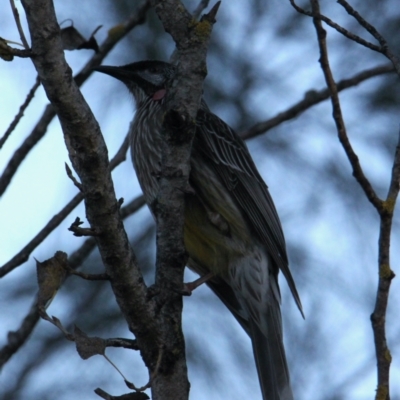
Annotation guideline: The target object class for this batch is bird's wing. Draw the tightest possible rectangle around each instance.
[195,107,303,315]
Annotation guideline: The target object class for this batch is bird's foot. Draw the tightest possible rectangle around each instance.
[175,272,215,296]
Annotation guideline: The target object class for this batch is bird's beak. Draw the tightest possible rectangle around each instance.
[93,65,134,82]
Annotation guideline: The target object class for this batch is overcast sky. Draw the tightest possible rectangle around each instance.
[1,1,399,399]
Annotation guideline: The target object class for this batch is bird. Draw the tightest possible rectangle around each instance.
[95,60,303,400]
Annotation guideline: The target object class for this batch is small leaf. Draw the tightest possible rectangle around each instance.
[61,26,85,50]
[61,24,101,52]
[36,251,68,309]
[0,37,14,61]
[74,325,106,359]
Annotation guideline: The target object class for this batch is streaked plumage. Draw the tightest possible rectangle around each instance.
[95,60,302,400]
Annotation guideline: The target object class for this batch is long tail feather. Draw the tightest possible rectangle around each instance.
[249,308,293,400]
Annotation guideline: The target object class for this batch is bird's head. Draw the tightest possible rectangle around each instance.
[94,60,176,104]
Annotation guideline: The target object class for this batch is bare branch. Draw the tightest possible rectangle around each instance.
[0,296,39,368]
[0,43,33,60]
[242,63,394,139]
[9,0,30,49]
[192,0,210,19]
[290,0,400,75]
[370,128,400,400]
[309,1,396,398]
[109,132,130,170]
[0,192,82,278]
[105,338,139,350]
[8,47,33,58]
[65,267,109,281]
[371,243,395,400]
[65,163,83,191]
[23,0,161,383]
[309,0,383,212]
[386,130,400,204]
[0,1,151,197]
[145,1,221,397]
[337,0,400,75]
[0,76,41,149]
[0,104,54,197]
[290,0,381,52]
[68,217,100,237]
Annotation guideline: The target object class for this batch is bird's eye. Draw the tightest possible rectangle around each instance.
[148,67,158,73]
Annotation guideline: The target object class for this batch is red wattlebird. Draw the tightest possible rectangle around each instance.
[95,60,303,400]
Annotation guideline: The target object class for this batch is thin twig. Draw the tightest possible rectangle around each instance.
[309,0,383,212]
[65,163,83,191]
[0,296,39,367]
[68,217,99,237]
[289,0,381,53]
[0,192,83,278]
[289,0,309,15]
[241,63,394,140]
[170,0,212,62]
[370,128,400,400]
[124,345,164,392]
[290,0,400,75]
[0,76,41,149]
[105,338,138,350]
[65,267,109,281]
[193,0,210,19]
[0,104,54,197]
[337,0,387,49]
[6,47,33,58]
[337,0,400,76]
[109,132,130,170]
[9,0,30,49]
[39,312,74,341]
[386,130,400,203]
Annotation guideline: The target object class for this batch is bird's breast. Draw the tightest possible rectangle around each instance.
[130,105,164,205]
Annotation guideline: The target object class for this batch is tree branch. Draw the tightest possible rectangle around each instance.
[241,63,394,139]
[141,1,220,398]
[337,0,400,76]
[0,192,82,278]
[9,0,30,49]
[371,128,399,400]
[309,0,383,212]
[0,104,54,197]
[192,0,211,19]
[290,0,400,76]
[21,0,162,385]
[0,296,39,368]
[289,0,382,53]
[0,76,40,149]
[309,1,396,398]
